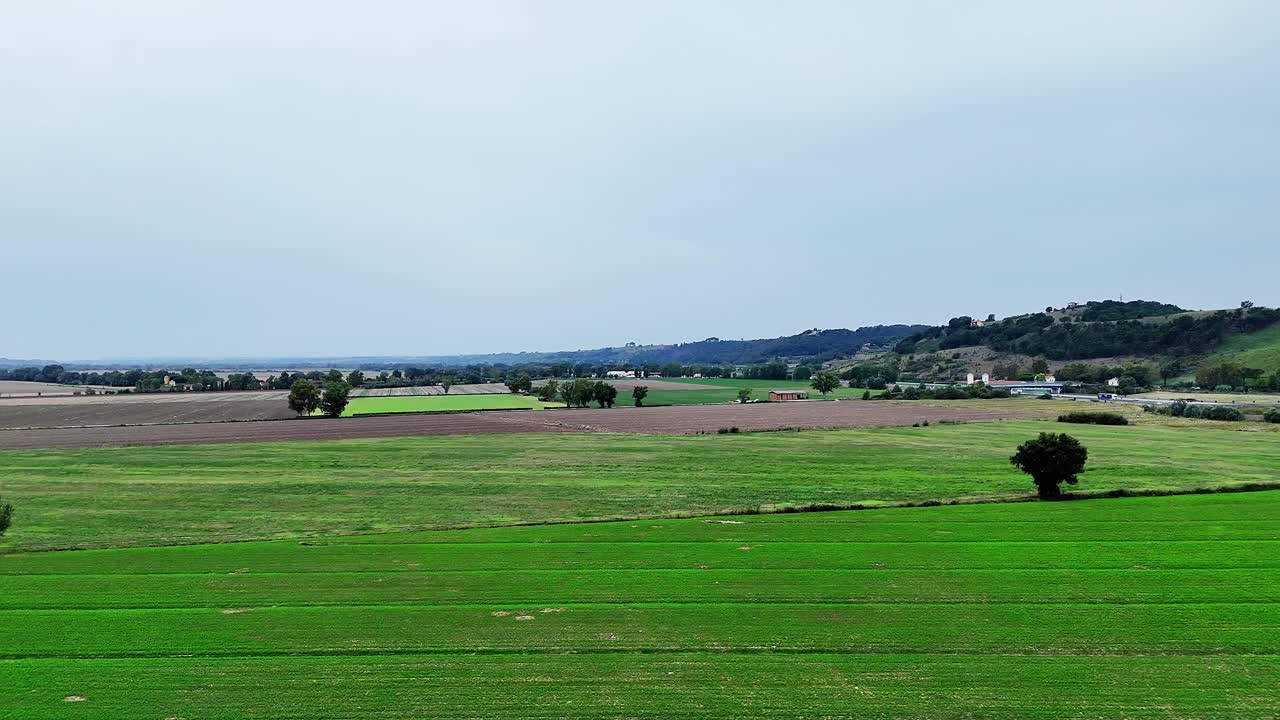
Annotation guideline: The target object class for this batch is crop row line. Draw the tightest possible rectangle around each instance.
[4,600,1277,614]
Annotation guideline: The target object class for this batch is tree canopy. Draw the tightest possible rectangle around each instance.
[287,380,321,416]
[319,382,351,418]
[1010,432,1088,500]
[810,371,840,395]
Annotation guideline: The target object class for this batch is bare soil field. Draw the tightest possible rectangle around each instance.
[0,390,287,407]
[0,400,1049,449]
[0,380,122,398]
[0,398,294,430]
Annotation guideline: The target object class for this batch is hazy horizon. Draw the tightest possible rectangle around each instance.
[4,2,1278,359]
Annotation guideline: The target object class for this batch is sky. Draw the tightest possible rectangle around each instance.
[2,1,1278,361]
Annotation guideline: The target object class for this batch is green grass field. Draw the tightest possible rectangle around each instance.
[342,394,562,416]
[1204,320,1280,375]
[3,420,1279,551]
[635,377,869,406]
[3,491,1277,718]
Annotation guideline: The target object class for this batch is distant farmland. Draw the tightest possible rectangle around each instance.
[3,491,1277,718]
[606,376,871,406]
[342,394,563,416]
[2,419,1276,551]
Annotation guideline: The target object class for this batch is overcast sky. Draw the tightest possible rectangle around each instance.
[2,2,1278,360]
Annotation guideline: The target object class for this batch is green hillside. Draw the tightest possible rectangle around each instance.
[1204,320,1280,375]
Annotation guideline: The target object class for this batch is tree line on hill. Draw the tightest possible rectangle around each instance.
[896,302,1278,361]
[1073,300,1185,322]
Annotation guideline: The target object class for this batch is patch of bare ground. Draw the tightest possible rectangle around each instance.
[0,399,1049,449]
[0,397,295,430]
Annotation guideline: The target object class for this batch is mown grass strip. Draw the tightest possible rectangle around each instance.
[4,568,1278,610]
[6,654,1277,720]
[4,602,1278,659]
[7,539,1280,575]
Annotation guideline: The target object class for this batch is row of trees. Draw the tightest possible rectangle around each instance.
[868,384,1013,401]
[0,365,225,391]
[1196,362,1280,392]
[528,379,625,408]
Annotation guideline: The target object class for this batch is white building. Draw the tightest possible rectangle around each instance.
[606,370,637,379]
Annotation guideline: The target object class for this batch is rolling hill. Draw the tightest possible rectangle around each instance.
[1202,320,1280,375]
[875,300,1280,381]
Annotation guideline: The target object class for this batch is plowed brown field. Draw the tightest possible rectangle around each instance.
[0,400,1046,449]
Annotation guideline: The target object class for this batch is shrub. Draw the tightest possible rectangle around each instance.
[933,387,968,400]
[0,499,11,536]
[1200,406,1243,422]
[1265,408,1280,424]
[1168,399,1189,417]
[1058,411,1129,426]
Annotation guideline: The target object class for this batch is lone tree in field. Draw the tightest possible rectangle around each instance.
[320,381,352,418]
[737,388,752,403]
[440,381,452,394]
[287,379,321,416]
[811,371,840,396]
[593,381,618,408]
[0,498,12,536]
[1010,432,1088,500]
[506,374,533,394]
[632,385,649,407]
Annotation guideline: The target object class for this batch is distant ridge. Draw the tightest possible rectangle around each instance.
[65,325,927,370]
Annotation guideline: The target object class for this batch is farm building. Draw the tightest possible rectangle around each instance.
[768,390,808,401]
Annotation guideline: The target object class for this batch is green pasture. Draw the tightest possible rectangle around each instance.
[2,491,1277,718]
[341,393,561,416]
[635,376,868,406]
[3,420,1279,551]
